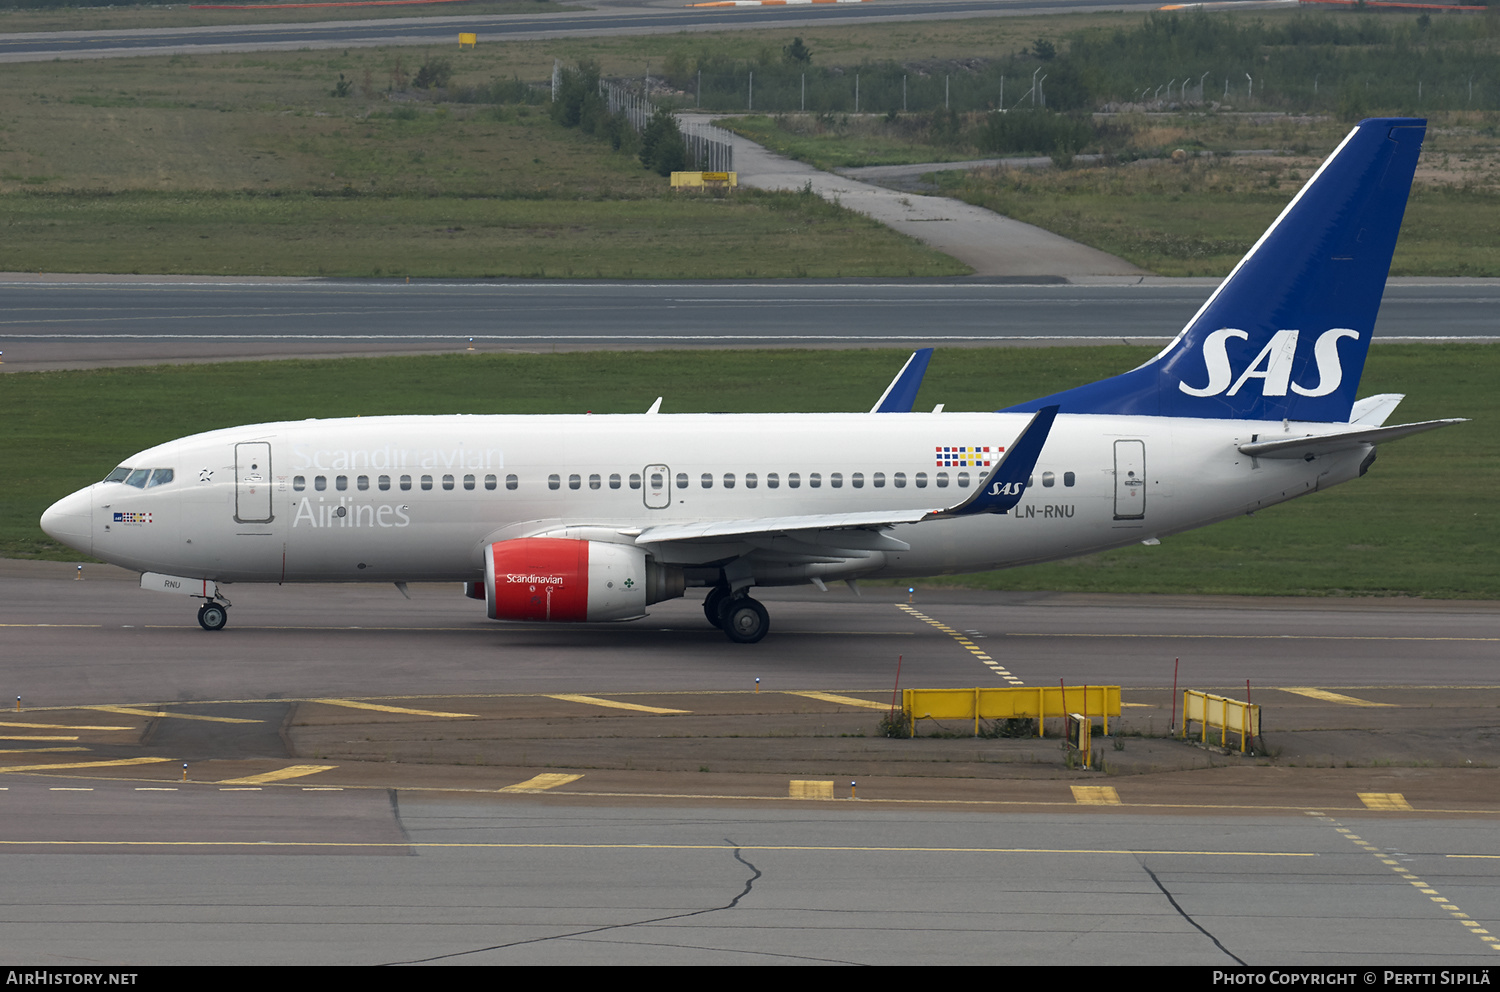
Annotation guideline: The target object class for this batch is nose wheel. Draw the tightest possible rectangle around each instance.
[197,601,229,631]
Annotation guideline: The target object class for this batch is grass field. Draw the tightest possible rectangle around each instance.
[935,158,1500,278]
[0,44,964,277]
[0,189,966,278]
[0,0,573,32]
[0,9,1495,276]
[6,345,1493,599]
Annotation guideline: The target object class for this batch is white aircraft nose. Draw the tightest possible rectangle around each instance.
[40,487,92,555]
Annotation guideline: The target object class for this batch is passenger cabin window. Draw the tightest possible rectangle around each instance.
[609,474,621,490]
[851,472,864,489]
[378,475,391,491]
[421,475,433,491]
[464,474,476,491]
[505,475,518,491]
[676,473,688,489]
[336,475,348,491]
[701,473,713,489]
[1064,472,1076,487]
[588,474,601,491]
[568,474,581,491]
[357,475,370,492]
[483,475,496,491]
[915,472,928,489]
[400,475,412,491]
[873,472,886,488]
[958,472,970,488]
[293,476,306,491]
[314,476,327,492]
[767,473,780,489]
[894,472,907,488]
[548,474,561,491]
[745,473,758,489]
[630,474,642,490]
[723,473,735,489]
[787,472,801,489]
[936,472,949,488]
[1042,471,1055,488]
[830,473,842,489]
[808,473,821,489]
[443,475,455,491]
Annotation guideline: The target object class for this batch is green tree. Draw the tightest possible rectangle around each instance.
[639,107,687,176]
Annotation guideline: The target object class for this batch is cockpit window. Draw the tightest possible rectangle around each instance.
[146,469,174,488]
[125,469,151,488]
[104,467,131,483]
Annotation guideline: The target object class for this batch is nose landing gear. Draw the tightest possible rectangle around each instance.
[197,601,229,631]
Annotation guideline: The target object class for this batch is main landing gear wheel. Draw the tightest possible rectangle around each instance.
[703,586,730,628]
[197,602,228,631]
[722,596,769,644]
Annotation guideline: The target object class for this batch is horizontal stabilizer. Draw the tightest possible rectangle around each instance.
[1238,418,1465,459]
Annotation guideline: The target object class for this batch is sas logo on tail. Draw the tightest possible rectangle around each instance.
[986,481,1025,497]
[1178,328,1358,399]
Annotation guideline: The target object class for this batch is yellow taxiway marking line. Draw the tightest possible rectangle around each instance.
[1359,792,1415,811]
[82,705,261,724]
[1007,633,1500,643]
[1282,687,1397,707]
[0,747,88,754]
[1072,786,1122,805]
[0,757,170,774]
[310,699,477,718]
[499,773,583,792]
[0,736,78,742]
[789,780,835,799]
[0,721,133,731]
[897,604,1027,685]
[0,839,1321,856]
[545,694,690,715]
[785,691,888,711]
[1312,811,1499,952]
[217,764,337,786]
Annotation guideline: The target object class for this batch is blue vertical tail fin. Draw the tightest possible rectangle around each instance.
[1004,118,1426,423]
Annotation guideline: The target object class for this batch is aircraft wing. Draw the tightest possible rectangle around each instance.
[633,406,1059,550]
[1237,418,1465,459]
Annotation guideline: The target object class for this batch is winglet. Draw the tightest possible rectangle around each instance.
[871,348,934,413]
[928,405,1058,518]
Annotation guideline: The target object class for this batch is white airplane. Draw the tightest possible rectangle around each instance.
[42,117,1461,642]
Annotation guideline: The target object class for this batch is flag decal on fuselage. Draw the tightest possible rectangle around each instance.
[935,446,1003,468]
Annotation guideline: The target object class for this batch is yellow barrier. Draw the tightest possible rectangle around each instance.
[1180,690,1260,753]
[458,33,477,49]
[903,686,1120,738]
[670,171,738,189]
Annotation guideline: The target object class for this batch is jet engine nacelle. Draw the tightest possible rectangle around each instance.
[483,537,683,623]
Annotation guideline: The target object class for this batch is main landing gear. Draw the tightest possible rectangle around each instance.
[703,586,770,644]
[197,601,229,631]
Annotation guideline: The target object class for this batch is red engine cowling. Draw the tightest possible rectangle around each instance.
[483,538,683,623]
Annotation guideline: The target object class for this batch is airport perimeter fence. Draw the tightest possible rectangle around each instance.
[552,61,734,173]
[665,63,1499,117]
